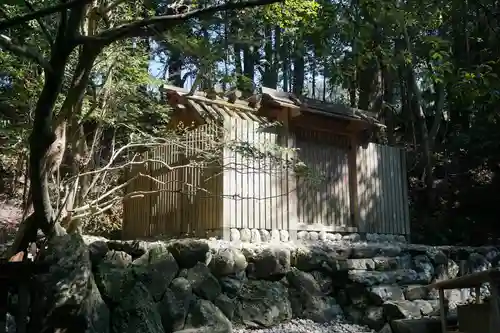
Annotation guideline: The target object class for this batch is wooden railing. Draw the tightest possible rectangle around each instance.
[0,251,49,333]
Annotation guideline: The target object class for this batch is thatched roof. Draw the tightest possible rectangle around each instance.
[161,85,383,128]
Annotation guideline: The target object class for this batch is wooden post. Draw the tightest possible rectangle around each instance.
[490,281,500,333]
[282,108,297,241]
[348,135,360,230]
[475,286,481,303]
[439,288,447,333]
[0,285,6,333]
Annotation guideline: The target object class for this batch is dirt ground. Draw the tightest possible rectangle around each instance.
[0,199,22,245]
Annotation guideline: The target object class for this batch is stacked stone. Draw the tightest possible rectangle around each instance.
[229,228,407,244]
[14,234,499,333]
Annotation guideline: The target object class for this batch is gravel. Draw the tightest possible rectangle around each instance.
[233,319,375,333]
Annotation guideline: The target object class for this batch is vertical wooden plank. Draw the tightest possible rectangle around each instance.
[0,282,7,333]
[331,139,338,228]
[286,111,297,239]
[270,127,278,231]
[396,148,405,235]
[490,281,500,333]
[387,146,394,234]
[222,115,234,240]
[271,128,280,232]
[270,129,276,230]
[385,146,393,234]
[357,144,367,233]
[249,119,257,230]
[343,141,350,228]
[372,144,379,233]
[237,116,246,230]
[359,145,367,232]
[363,144,369,232]
[245,118,251,230]
[382,146,398,234]
[296,130,303,226]
[146,150,153,238]
[311,131,318,226]
[391,146,402,234]
[274,128,280,230]
[335,142,342,229]
[401,149,410,237]
[373,144,380,233]
[380,145,388,234]
[233,116,239,229]
[256,120,264,231]
[438,288,447,333]
[349,136,359,230]
[322,138,329,228]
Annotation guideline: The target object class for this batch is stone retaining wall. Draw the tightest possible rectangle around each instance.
[16,235,500,333]
[228,229,407,243]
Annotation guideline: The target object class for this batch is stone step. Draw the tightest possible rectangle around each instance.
[380,317,458,333]
[339,256,412,271]
[347,269,432,286]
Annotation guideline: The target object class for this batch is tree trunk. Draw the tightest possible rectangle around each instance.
[292,38,305,96]
[281,33,289,92]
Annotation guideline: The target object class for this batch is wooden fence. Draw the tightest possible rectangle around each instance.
[356,143,410,235]
[123,123,410,239]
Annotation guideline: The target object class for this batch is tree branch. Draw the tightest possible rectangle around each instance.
[23,0,54,46]
[87,0,282,42]
[0,0,90,30]
[0,34,52,72]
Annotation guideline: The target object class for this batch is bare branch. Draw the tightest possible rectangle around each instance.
[0,34,51,72]
[87,0,282,42]
[0,0,90,31]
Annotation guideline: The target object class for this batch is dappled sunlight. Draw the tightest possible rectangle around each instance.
[357,143,381,232]
[295,129,352,231]
[357,144,409,235]
[225,114,289,232]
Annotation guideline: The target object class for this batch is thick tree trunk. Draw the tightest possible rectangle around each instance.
[11,3,93,254]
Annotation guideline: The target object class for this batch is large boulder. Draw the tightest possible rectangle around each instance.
[434,259,459,282]
[158,277,194,333]
[244,247,291,279]
[107,239,151,258]
[363,306,385,331]
[466,252,491,273]
[292,244,351,272]
[348,269,424,286]
[219,271,247,297]
[88,241,109,266]
[102,250,132,267]
[167,239,210,268]
[310,270,334,295]
[404,285,430,301]
[111,282,164,333]
[183,262,222,301]
[35,234,110,333]
[209,247,247,277]
[390,318,442,333]
[350,244,402,259]
[131,243,179,301]
[214,293,236,321]
[180,299,232,333]
[286,268,343,322]
[367,285,405,305]
[234,280,292,328]
[94,259,136,305]
[412,255,434,283]
[383,300,422,320]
